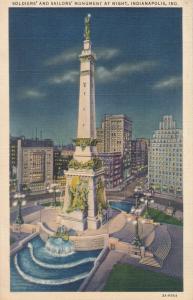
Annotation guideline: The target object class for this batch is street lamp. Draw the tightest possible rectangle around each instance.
[142,192,154,219]
[105,202,111,247]
[12,193,26,230]
[134,193,139,209]
[133,190,143,209]
[132,216,143,247]
[47,183,60,207]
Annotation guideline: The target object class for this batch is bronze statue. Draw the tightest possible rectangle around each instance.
[84,14,91,40]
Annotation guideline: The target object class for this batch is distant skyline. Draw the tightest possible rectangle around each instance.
[10,8,182,144]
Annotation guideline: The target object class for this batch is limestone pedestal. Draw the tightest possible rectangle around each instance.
[74,146,98,163]
[87,216,100,230]
[60,167,105,231]
[59,211,87,232]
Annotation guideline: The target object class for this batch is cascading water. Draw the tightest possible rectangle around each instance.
[28,242,95,269]
[11,235,101,292]
[45,237,75,257]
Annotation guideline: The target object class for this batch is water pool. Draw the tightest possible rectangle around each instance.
[109,200,134,213]
[10,236,101,292]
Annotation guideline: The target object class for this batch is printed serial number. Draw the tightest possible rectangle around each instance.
[162,294,178,297]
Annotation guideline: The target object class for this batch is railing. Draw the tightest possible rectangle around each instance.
[144,229,155,247]
[10,232,39,256]
[78,246,109,291]
[39,222,55,235]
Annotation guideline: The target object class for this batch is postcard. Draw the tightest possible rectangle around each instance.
[0,0,193,300]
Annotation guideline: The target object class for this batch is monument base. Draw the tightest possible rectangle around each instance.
[87,216,101,230]
[58,211,87,232]
[62,167,106,232]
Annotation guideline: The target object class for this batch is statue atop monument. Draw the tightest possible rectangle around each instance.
[84,14,91,40]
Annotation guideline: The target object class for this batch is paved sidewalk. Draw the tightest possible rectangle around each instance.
[161,224,183,278]
[84,250,125,291]
[30,208,59,231]
[84,224,182,291]
[120,224,182,279]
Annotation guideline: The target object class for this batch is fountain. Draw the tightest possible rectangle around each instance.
[45,237,75,257]
[45,226,75,257]
[11,232,101,291]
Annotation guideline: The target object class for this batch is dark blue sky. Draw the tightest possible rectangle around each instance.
[10,8,182,144]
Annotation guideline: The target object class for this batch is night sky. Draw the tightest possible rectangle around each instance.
[9,8,182,144]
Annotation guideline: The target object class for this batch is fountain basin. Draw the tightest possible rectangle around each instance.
[11,236,101,292]
[109,200,134,213]
[45,237,75,257]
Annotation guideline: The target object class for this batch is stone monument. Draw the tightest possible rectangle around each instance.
[58,15,106,231]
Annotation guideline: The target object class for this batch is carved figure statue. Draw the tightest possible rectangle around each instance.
[67,177,89,212]
[84,14,91,40]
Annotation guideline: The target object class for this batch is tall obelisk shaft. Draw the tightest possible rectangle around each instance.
[74,14,97,163]
[77,39,96,139]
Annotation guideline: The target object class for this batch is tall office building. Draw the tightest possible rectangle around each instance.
[53,146,73,189]
[96,127,104,153]
[99,152,122,189]
[17,138,54,193]
[148,116,182,196]
[97,114,132,179]
[131,138,149,175]
[10,136,19,178]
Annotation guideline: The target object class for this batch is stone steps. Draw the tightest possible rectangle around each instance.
[149,224,171,266]
[72,236,106,250]
[139,256,161,268]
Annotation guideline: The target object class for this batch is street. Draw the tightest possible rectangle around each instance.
[107,175,183,211]
[107,176,147,199]
[10,175,183,226]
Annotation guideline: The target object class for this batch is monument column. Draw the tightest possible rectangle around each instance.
[59,15,106,231]
[74,14,97,162]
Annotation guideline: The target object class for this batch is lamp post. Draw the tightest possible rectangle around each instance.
[133,190,143,209]
[141,192,154,219]
[132,216,142,247]
[12,192,26,232]
[47,183,60,208]
[105,201,110,248]
[134,193,139,209]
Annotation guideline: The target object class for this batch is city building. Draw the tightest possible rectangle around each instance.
[96,127,104,153]
[10,136,21,178]
[53,147,72,179]
[99,152,122,189]
[148,115,182,196]
[53,146,73,189]
[61,144,75,157]
[16,138,54,193]
[10,136,20,192]
[131,138,149,176]
[97,114,132,180]
[54,174,66,190]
